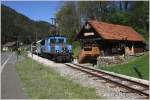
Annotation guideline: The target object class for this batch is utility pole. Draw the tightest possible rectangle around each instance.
[50,18,58,34]
[16,37,19,61]
[36,32,39,58]
[32,31,38,68]
[50,18,57,26]
[14,34,20,61]
[34,31,37,42]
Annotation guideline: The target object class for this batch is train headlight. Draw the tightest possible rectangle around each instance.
[69,50,72,52]
[56,50,59,53]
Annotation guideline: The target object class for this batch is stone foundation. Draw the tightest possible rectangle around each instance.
[97,55,125,67]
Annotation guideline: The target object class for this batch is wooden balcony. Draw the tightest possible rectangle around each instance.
[79,46,100,63]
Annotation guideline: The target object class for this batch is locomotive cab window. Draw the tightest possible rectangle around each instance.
[58,39,64,44]
[50,39,56,44]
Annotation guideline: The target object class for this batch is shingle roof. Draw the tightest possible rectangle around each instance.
[88,20,145,41]
[74,20,145,42]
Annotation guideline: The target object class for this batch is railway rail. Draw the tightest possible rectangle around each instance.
[65,63,149,98]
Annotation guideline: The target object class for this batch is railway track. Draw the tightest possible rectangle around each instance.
[65,63,149,98]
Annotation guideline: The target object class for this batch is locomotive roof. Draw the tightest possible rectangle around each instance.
[48,34,65,38]
[40,34,67,41]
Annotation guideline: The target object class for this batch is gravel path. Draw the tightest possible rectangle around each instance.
[28,53,148,99]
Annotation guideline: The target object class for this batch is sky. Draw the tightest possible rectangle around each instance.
[1,1,64,23]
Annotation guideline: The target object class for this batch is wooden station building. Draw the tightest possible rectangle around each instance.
[74,20,146,63]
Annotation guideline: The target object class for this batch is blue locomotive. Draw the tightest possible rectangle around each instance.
[36,34,73,62]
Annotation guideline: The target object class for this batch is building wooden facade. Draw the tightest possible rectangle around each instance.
[74,20,146,63]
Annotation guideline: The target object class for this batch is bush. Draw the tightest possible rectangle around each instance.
[72,41,81,58]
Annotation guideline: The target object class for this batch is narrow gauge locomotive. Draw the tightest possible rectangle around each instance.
[36,34,73,62]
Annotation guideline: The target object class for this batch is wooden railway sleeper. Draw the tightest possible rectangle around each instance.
[65,63,149,98]
[73,64,149,88]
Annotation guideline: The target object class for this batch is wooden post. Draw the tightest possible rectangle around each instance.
[131,42,134,55]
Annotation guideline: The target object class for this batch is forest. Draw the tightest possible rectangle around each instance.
[1,1,149,45]
[56,1,149,43]
[1,4,54,44]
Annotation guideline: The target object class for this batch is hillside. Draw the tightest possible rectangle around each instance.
[1,4,54,44]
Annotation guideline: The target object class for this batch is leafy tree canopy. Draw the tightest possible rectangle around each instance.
[55,1,149,42]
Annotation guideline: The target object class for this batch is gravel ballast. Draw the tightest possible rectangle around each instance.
[28,53,148,99]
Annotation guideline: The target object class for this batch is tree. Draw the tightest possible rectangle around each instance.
[56,2,80,42]
[124,1,129,12]
[129,1,149,41]
[55,1,149,42]
[78,1,110,21]
[1,4,53,44]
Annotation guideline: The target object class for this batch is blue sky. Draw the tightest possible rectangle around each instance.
[2,1,64,23]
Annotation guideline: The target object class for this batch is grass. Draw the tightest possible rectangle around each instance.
[72,41,81,58]
[16,56,100,99]
[98,52,149,80]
